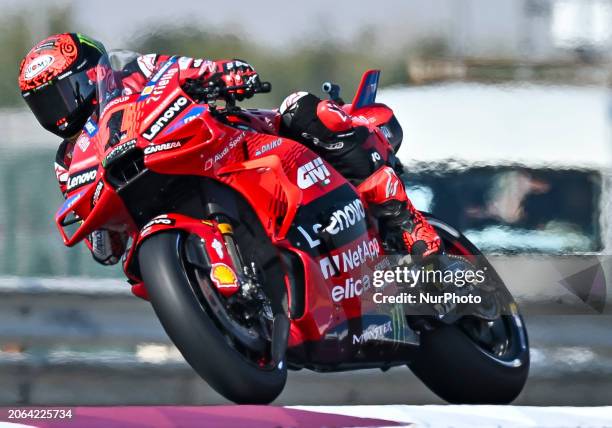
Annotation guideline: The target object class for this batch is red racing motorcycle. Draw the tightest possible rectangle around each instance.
[55,52,529,404]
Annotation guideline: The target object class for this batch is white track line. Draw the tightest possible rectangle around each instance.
[291,405,612,428]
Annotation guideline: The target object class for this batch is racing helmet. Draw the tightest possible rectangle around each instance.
[18,33,106,138]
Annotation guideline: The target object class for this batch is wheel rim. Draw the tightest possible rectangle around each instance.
[458,311,528,367]
[180,234,277,371]
[428,216,529,368]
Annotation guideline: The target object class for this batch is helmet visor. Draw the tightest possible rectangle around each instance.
[23,69,96,138]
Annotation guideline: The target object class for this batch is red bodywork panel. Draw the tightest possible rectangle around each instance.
[55,64,409,361]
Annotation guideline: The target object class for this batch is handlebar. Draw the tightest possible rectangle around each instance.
[183,78,272,105]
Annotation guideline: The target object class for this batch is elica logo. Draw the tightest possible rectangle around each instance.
[297,157,331,189]
[24,55,54,79]
[297,198,366,248]
[144,141,182,155]
[142,97,189,141]
[331,274,371,303]
[67,167,97,191]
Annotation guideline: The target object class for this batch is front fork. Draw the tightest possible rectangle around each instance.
[212,215,289,365]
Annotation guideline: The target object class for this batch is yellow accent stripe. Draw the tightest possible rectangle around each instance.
[218,223,233,234]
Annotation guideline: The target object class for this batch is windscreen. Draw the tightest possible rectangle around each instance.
[95,50,142,114]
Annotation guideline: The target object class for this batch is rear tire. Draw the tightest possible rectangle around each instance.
[408,215,529,404]
[139,232,287,404]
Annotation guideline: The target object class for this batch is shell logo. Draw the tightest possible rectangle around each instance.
[210,263,239,289]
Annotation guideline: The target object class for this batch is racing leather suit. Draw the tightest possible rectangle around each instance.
[279,92,441,258]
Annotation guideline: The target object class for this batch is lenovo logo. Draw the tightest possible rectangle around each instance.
[67,167,97,191]
[142,96,189,141]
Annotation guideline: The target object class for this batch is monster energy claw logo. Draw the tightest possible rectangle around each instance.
[77,34,105,53]
[390,304,406,343]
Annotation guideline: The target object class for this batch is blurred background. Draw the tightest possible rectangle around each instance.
[0,0,611,406]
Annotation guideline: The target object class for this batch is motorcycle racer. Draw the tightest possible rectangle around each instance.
[279,92,441,258]
[18,33,260,265]
[18,32,440,265]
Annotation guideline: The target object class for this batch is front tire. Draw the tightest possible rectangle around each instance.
[407,215,529,404]
[138,232,287,404]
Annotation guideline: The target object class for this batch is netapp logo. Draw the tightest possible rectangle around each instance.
[142,96,189,141]
[67,167,97,191]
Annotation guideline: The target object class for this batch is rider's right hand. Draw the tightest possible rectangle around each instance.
[218,59,260,100]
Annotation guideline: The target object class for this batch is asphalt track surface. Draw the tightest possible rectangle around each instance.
[2,405,612,428]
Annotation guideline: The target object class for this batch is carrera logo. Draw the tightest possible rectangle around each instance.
[142,96,189,141]
[144,141,181,155]
[24,55,54,80]
[297,157,331,189]
[67,167,97,191]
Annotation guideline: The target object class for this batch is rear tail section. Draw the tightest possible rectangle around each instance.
[348,69,381,113]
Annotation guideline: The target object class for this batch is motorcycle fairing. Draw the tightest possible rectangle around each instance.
[135,213,241,297]
[55,60,421,370]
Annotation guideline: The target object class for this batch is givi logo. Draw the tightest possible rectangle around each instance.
[297,157,331,189]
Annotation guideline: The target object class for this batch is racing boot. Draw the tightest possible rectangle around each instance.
[357,166,441,259]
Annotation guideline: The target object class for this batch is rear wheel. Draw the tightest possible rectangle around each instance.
[138,232,287,404]
[407,214,529,404]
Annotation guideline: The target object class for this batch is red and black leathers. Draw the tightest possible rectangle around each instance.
[279,92,441,258]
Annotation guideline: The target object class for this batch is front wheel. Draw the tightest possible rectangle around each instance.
[407,214,530,404]
[138,232,287,404]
